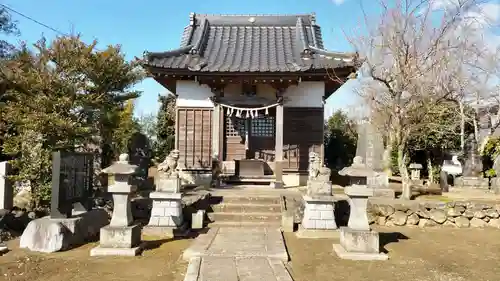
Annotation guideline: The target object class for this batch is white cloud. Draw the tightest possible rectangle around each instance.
[332,0,346,5]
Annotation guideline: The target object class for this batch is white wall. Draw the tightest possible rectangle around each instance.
[175,80,325,108]
[176,80,214,108]
[284,82,324,108]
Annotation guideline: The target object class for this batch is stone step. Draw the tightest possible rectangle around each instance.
[208,221,282,228]
[213,195,282,205]
[207,212,282,223]
[211,203,282,213]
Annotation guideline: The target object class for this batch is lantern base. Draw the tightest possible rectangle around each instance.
[333,227,388,261]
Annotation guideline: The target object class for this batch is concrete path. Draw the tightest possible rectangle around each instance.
[182,227,293,281]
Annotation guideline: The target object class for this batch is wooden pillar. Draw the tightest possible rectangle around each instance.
[212,104,221,160]
[272,103,284,188]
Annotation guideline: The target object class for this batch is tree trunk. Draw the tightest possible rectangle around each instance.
[384,131,395,176]
[473,116,479,144]
[398,144,411,200]
[459,100,465,152]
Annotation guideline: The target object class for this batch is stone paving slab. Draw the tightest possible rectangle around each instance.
[183,257,293,281]
[183,227,288,262]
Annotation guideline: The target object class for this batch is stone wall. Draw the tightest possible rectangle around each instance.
[368,199,500,228]
[290,196,500,229]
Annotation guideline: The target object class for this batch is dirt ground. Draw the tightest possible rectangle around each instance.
[0,236,192,281]
[1,227,500,281]
[285,226,500,281]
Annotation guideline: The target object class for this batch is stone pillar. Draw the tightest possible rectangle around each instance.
[0,161,13,210]
[143,175,188,237]
[271,103,284,188]
[334,156,388,261]
[91,154,142,256]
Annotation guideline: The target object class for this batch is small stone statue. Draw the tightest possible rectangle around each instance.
[306,151,332,196]
[308,152,321,180]
[211,154,222,188]
[157,150,180,178]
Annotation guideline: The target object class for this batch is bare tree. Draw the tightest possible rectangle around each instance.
[345,0,497,193]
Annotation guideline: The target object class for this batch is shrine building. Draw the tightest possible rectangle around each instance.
[142,13,357,187]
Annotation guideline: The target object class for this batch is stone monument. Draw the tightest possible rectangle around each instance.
[455,134,488,189]
[297,152,337,238]
[409,163,423,181]
[144,150,188,237]
[355,121,394,198]
[90,154,143,256]
[20,152,108,253]
[0,161,13,210]
[491,155,500,194]
[334,156,388,260]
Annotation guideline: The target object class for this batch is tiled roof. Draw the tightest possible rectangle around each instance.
[144,13,356,73]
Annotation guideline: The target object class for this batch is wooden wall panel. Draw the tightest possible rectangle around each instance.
[176,108,213,169]
[283,107,324,172]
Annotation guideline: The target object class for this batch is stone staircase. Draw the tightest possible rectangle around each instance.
[207,194,283,227]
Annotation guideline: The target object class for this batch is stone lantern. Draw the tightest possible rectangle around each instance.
[334,156,388,261]
[90,154,142,256]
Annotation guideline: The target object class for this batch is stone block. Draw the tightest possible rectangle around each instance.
[333,227,388,261]
[301,195,337,230]
[99,224,141,248]
[281,211,294,233]
[151,207,165,217]
[148,192,184,228]
[142,223,189,238]
[307,180,332,195]
[295,224,339,239]
[455,177,489,189]
[192,210,205,229]
[20,209,108,253]
[373,188,396,198]
[339,227,380,253]
[0,244,7,255]
[155,176,181,193]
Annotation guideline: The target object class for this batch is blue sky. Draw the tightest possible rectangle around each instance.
[2,0,369,118]
[2,0,499,119]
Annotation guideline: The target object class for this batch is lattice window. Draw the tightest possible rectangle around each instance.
[251,116,275,137]
[226,116,246,137]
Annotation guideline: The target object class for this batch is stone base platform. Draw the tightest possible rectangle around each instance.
[333,244,388,261]
[333,227,388,261]
[455,177,489,189]
[295,225,339,239]
[19,209,108,253]
[182,227,288,262]
[183,256,293,281]
[90,244,144,257]
[0,244,8,255]
[142,222,189,238]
